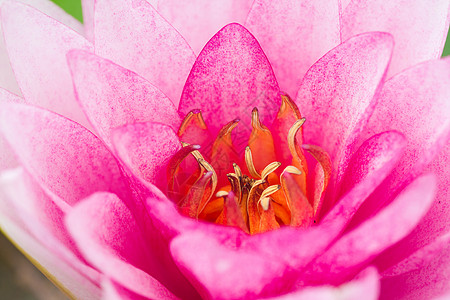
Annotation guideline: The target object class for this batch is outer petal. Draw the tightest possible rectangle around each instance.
[0,101,130,207]
[68,50,181,148]
[112,122,181,189]
[380,232,450,277]
[0,88,21,170]
[1,1,92,127]
[374,144,450,294]
[0,168,102,285]
[94,0,195,106]
[0,215,101,299]
[81,0,94,41]
[245,0,340,96]
[102,279,149,300]
[337,131,406,198]
[179,23,280,144]
[0,169,101,299]
[274,267,380,300]
[304,174,436,285]
[351,58,450,225]
[379,236,450,300]
[1,168,80,257]
[66,192,179,299]
[295,32,393,210]
[170,230,288,299]
[157,0,253,54]
[0,0,83,94]
[342,0,450,77]
[322,131,406,225]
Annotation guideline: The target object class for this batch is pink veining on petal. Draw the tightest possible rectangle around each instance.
[350,58,450,227]
[1,1,92,127]
[179,23,280,145]
[68,50,181,148]
[157,0,254,54]
[342,0,450,77]
[94,0,196,107]
[273,267,380,300]
[112,122,181,189]
[0,101,129,206]
[66,192,179,300]
[0,0,83,94]
[303,174,436,285]
[0,88,21,170]
[296,32,393,213]
[245,0,341,96]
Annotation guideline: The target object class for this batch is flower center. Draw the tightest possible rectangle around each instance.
[167,95,331,234]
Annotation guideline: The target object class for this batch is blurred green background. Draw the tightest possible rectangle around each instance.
[0,0,450,299]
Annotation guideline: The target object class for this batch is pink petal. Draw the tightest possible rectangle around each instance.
[295,32,393,209]
[179,23,280,143]
[351,58,450,225]
[0,88,21,170]
[68,50,181,148]
[0,0,83,94]
[0,218,101,299]
[146,193,245,242]
[337,131,406,198]
[418,141,450,241]
[304,174,437,285]
[0,169,28,228]
[0,101,129,206]
[94,0,195,106]
[0,167,102,285]
[1,168,77,255]
[380,232,450,277]
[369,142,450,279]
[342,0,450,77]
[341,0,352,9]
[102,279,149,300]
[111,122,181,189]
[1,1,92,127]
[379,237,450,300]
[319,132,408,240]
[0,178,101,299]
[274,267,380,300]
[66,192,179,300]
[81,0,94,41]
[157,0,254,54]
[245,0,341,96]
[170,230,289,299]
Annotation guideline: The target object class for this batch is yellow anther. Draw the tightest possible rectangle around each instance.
[258,185,281,210]
[245,146,261,178]
[233,163,242,177]
[287,118,306,157]
[261,161,282,179]
[215,191,229,198]
[281,165,302,177]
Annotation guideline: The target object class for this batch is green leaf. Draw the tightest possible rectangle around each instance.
[50,0,82,23]
[443,27,450,57]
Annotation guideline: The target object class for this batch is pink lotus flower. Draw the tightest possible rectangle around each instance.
[0,0,449,299]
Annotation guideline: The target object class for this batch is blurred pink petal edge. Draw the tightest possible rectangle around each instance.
[0,0,449,299]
